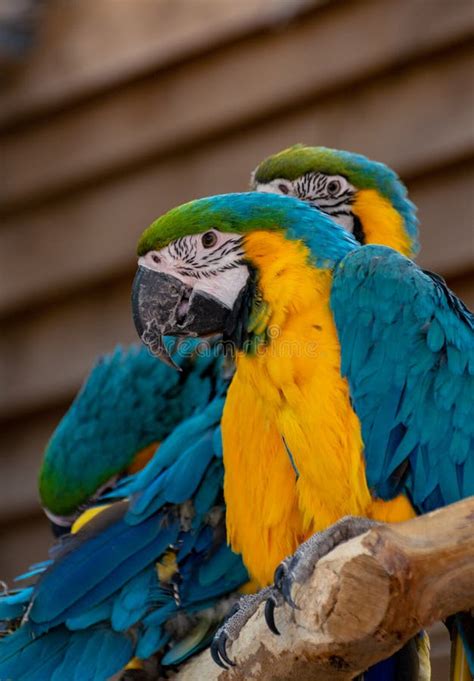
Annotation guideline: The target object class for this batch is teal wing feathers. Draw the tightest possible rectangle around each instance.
[0,623,133,681]
[39,343,226,517]
[331,245,474,513]
[0,381,247,679]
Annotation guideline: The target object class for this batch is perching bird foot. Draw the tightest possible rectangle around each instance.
[265,516,381,633]
[211,587,282,669]
[210,517,381,668]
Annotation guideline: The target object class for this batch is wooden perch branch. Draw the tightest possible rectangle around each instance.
[172,497,474,681]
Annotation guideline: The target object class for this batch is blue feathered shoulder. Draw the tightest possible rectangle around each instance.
[331,245,474,513]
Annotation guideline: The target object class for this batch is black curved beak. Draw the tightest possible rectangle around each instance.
[132,266,231,369]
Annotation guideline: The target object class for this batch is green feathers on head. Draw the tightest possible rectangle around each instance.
[137,193,292,256]
[137,192,357,270]
[253,144,399,194]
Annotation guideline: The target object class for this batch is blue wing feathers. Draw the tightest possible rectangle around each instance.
[41,518,180,631]
[136,625,171,660]
[141,602,177,628]
[332,246,474,513]
[2,401,247,675]
[132,432,216,518]
[45,628,132,681]
[2,344,247,674]
[198,544,239,587]
[111,567,155,631]
[0,587,33,619]
[122,396,225,502]
[66,600,113,631]
[42,345,227,515]
[194,459,224,516]
[0,627,73,681]
[31,512,176,625]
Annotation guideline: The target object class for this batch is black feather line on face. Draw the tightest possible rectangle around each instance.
[170,237,196,261]
[293,172,356,206]
[203,240,244,265]
[166,236,244,278]
[352,213,365,245]
[177,260,245,279]
[326,209,352,218]
[223,265,258,352]
[316,193,353,209]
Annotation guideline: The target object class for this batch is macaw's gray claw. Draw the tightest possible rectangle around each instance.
[210,643,227,669]
[273,560,298,609]
[270,517,383,624]
[210,631,235,669]
[281,578,298,609]
[274,563,286,590]
[210,588,275,668]
[264,597,280,635]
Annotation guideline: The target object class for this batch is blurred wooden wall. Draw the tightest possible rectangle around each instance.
[0,1,473,675]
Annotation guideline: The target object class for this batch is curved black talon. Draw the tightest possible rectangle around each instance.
[281,574,299,610]
[210,632,235,670]
[210,640,228,670]
[273,560,298,609]
[264,597,280,635]
[274,563,286,590]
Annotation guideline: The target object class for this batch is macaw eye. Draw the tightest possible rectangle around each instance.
[327,180,342,196]
[202,231,217,248]
[278,183,290,195]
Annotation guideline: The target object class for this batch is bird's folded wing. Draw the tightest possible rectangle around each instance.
[331,245,474,513]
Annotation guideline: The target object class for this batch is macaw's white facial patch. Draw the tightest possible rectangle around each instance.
[254,179,294,197]
[255,172,357,234]
[138,230,250,310]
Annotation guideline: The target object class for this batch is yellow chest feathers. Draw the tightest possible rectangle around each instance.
[222,232,414,586]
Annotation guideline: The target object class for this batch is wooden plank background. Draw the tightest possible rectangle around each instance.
[0,1,472,676]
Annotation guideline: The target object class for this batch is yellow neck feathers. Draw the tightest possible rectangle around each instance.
[222,231,414,587]
[353,189,412,256]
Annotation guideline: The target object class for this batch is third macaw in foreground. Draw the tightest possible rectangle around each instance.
[132,188,473,675]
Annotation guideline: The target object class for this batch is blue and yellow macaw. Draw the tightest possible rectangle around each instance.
[0,147,455,681]
[39,145,418,534]
[131,189,473,674]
